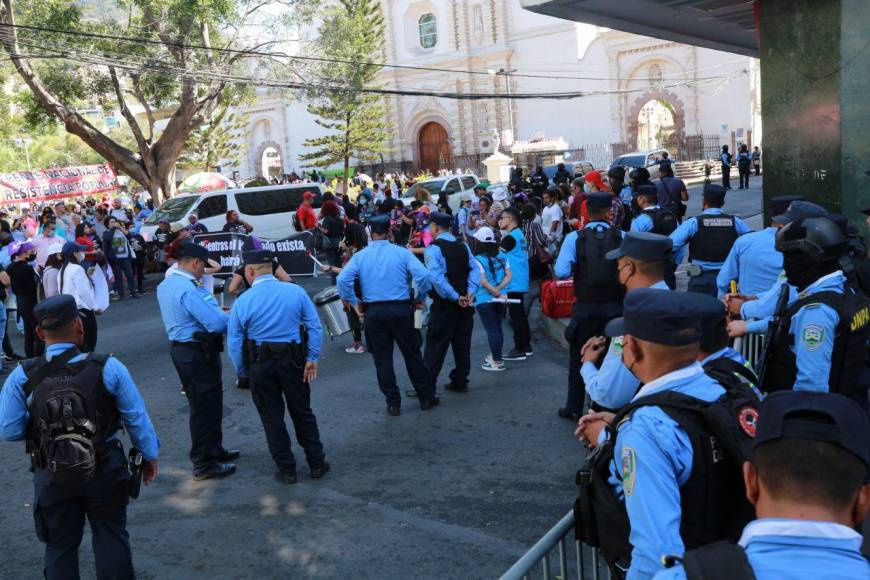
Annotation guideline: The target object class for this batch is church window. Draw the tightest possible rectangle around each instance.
[419,14,437,49]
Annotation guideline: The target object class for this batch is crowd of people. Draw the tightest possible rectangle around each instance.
[0,147,869,580]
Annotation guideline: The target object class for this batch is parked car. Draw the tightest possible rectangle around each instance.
[609,149,670,181]
[141,182,327,241]
[401,174,480,213]
[542,160,596,183]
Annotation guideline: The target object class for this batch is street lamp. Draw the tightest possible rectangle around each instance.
[488,67,516,147]
[13,136,32,172]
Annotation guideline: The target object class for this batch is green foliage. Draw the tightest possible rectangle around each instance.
[178,102,249,173]
[299,0,391,182]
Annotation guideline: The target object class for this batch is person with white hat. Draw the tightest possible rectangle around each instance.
[40,241,66,298]
[470,227,512,372]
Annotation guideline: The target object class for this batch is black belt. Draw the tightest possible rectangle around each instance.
[366,300,412,306]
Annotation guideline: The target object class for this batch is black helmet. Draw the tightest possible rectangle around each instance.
[776,216,848,262]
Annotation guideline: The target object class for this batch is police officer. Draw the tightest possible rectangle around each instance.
[417,212,479,395]
[227,250,329,484]
[763,216,870,407]
[0,295,159,578]
[656,391,870,579]
[576,289,733,579]
[554,192,623,421]
[720,144,732,189]
[580,232,673,410]
[670,184,751,297]
[715,195,805,298]
[630,184,678,288]
[156,241,238,480]
[336,215,439,416]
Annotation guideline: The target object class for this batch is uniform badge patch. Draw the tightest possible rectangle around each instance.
[621,447,636,496]
[801,324,824,351]
[737,406,759,437]
[611,336,624,354]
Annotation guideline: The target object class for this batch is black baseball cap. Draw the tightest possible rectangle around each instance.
[604,288,701,346]
[772,200,827,225]
[368,215,391,234]
[605,231,673,262]
[755,391,870,471]
[180,241,209,261]
[243,250,272,265]
[586,192,612,211]
[430,212,453,228]
[702,184,727,203]
[34,295,80,331]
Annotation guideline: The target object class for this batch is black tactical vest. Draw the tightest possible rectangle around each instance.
[642,207,678,236]
[431,238,471,301]
[689,213,738,263]
[573,225,623,302]
[761,289,870,406]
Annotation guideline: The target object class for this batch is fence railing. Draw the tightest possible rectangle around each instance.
[500,510,613,580]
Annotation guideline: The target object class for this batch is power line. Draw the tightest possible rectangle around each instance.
[1,22,747,83]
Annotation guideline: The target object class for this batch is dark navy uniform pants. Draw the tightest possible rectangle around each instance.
[249,350,326,475]
[565,300,623,415]
[170,343,224,473]
[424,300,474,390]
[364,302,435,406]
[687,269,720,297]
[33,444,133,580]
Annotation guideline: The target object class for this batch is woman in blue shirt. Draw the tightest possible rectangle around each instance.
[472,227,512,372]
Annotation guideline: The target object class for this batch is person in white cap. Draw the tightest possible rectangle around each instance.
[470,227,512,372]
[40,242,66,298]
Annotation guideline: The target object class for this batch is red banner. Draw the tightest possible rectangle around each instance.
[0,164,119,206]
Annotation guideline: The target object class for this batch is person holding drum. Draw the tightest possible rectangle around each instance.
[319,222,368,354]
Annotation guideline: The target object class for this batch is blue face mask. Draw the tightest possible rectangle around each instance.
[583,183,591,193]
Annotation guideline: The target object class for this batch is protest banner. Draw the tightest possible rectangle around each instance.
[193,232,252,276]
[260,232,317,276]
[0,164,119,205]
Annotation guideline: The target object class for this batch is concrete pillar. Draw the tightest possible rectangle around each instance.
[483,150,512,184]
[760,0,870,221]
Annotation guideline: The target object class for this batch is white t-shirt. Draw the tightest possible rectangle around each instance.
[542,203,564,241]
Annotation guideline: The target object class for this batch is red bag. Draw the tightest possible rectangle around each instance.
[541,279,575,318]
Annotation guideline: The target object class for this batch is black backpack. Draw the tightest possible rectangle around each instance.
[643,207,678,236]
[574,379,760,571]
[573,225,623,302]
[24,348,118,485]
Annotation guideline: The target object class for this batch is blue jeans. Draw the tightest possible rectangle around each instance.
[476,302,506,362]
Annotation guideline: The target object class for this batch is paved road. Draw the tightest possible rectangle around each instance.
[684,176,764,220]
[0,276,585,579]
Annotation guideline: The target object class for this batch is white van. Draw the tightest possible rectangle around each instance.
[141,183,327,240]
[401,174,480,214]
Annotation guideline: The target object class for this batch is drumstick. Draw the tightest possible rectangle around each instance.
[307,251,326,269]
[491,298,521,304]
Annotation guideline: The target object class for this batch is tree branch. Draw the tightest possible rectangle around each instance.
[129,74,156,141]
[109,67,150,156]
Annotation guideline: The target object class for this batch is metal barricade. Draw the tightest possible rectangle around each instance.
[734,322,765,370]
[499,510,611,580]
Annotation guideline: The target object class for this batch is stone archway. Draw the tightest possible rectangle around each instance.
[418,121,452,173]
[251,140,284,178]
[626,90,686,151]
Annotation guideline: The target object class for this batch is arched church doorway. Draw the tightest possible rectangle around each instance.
[261,146,282,178]
[636,99,677,151]
[418,122,452,173]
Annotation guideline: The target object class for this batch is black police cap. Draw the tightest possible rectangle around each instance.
[772,200,827,225]
[586,192,612,211]
[430,212,453,229]
[755,391,870,470]
[604,288,701,346]
[702,184,727,203]
[635,183,658,199]
[605,231,673,262]
[34,295,79,331]
[682,292,727,339]
[180,241,210,262]
[243,250,272,266]
[368,215,391,234]
[769,195,805,218]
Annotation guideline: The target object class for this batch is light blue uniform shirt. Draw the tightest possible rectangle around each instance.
[669,208,752,269]
[654,519,870,580]
[741,276,797,334]
[156,269,228,342]
[582,280,670,409]
[609,364,725,579]
[423,232,480,301]
[630,205,659,233]
[716,227,782,298]
[786,271,845,394]
[554,221,620,279]
[227,274,323,376]
[0,342,160,461]
[503,228,530,293]
[474,252,510,307]
[337,240,432,306]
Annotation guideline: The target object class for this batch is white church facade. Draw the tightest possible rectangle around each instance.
[223,0,760,181]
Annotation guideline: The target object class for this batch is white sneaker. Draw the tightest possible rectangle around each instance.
[482,358,505,372]
[345,343,365,354]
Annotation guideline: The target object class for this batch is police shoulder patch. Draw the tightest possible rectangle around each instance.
[610,336,624,354]
[621,447,637,496]
[801,324,825,351]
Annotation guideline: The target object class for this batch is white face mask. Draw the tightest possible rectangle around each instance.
[75,252,85,263]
